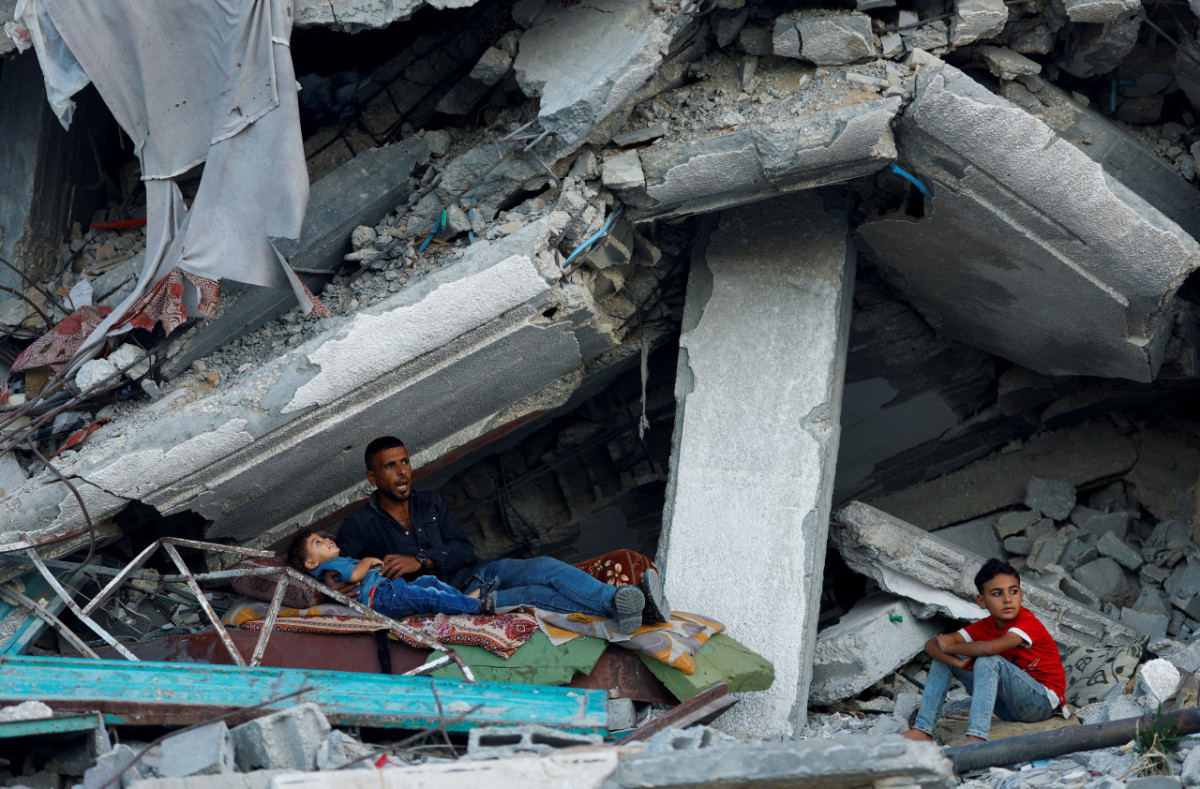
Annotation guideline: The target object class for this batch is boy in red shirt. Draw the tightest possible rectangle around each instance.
[901,558,1066,743]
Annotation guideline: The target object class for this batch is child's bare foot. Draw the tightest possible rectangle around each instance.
[963,736,986,745]
[901,729,933,742]
[467,589,481,599]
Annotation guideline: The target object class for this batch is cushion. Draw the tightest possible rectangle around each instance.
[573,550,657,587]
[227,557,324,609]
[1061,636,1149,707]
[536,609,725,674]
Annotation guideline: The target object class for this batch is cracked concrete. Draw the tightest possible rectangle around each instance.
[658,191,854,738]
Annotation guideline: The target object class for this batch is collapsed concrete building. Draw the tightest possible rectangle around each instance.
[4,0,1200,771]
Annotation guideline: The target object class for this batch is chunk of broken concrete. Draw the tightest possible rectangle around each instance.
[230,702,330,772]
[1062,0,1140,23]
[1074,557,1139,608]
[857,56,1199,382]
[833,501,1139,646]
[773,11,876,65]
[1025,477,1077,521]
[159,722,234,778]
[601,149,646,192]
[810,594,943,704]
[949,0,1008,46]
[1136,658,1181,705]
[976,45,1043,80]
[1097,531,1143,571]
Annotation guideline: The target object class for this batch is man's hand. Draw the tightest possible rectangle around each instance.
[322,571,360,600]
[380,554,424,579]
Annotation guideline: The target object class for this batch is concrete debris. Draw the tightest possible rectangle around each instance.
[158,723,234,778]
[230,703,331,772]
[833,501,1140,646]
[1025,477,1077,521]
[773,11,877,65]
[949,0,1008,46]
[313,731,375,771]
[659,193,854,738]
[0,700,52,721]
[1062,0,1141,25]
[464,724,603,759]
[1136,658,1182,705]
[809,594,944,704]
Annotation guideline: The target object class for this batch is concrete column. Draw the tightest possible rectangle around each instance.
[658,192,855,738]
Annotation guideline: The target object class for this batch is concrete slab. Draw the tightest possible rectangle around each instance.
[657,192,854,738]
[513,0,671,146]
[832,501,1141,647]
[0,216,655,546]
[809,593,943,704]
[160,139,429,378]
[293,0,486,32]
[634,97,900,222]
[857,58,1200,382]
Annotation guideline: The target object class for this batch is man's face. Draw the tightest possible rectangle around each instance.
[976,573,1022,625]
[367,446,412,503]
[303,533,340,570]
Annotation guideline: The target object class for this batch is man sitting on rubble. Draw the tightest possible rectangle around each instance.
[288,529,493,618]
[901,558,1066,744]
[326,436,660,634]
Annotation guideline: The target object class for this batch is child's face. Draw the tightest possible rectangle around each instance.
[303,533,340,570]
[976,572,1022,625]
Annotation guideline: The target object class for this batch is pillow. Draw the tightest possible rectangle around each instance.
[228,557,324,609]
[1061,636,1149,707]
[537,610,724,674]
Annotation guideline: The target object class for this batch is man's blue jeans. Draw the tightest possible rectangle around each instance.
[912,656,1057,741]
[467,557,617,616]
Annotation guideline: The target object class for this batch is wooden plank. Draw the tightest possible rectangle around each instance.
[0,655,608,735]
[0,714,99,739]
[617,683,736,743]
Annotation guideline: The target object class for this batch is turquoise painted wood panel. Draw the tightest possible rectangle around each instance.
[0,714,99,739]
[0,656,608,735]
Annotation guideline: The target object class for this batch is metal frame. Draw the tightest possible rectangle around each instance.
[4,537,475,680]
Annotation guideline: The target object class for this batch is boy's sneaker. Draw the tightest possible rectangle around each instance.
[613,585,646,634]
[639,568,671,624]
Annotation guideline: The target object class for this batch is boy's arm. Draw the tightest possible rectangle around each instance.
[349,557,384,583]
[939,630,1025,658]
[925,632,972,669]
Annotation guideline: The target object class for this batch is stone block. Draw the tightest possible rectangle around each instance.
[601,150,646,192]
[607,698,636,731]
[1003,535,1033,556]
[659,193,854,737]
[465,724,602,759]
[1075,557,1139,608]
[1097,531,1144,571]
[1136,658,1181,705]
[995,510,1040,539]
[1167,558,1200,600]
[857,58,1199,382]
[1026,477,1077,521]
[809,594,943,704]
[774,11,876,65]
[1122,607,1169,642]
[950,0,1008,46]
[833,502,1139,647]
[1027,531,1071,574]
[159,723,233,778]
[230,703,330,772]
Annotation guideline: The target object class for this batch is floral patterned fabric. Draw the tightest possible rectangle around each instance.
[536,609,724,675]
[573,549,657,587]
[224,599,538,659]
[11,305,114,372]
[118,267,221,335]
[1061,636,1148,707]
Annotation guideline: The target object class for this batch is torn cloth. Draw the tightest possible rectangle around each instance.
[27,0,327,372]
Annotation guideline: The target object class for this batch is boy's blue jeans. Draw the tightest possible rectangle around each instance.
[371,575,479,618]
[468,557,617,616]
[912,656,1057,741]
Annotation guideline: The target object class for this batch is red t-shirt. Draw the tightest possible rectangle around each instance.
[959,607,1066,706]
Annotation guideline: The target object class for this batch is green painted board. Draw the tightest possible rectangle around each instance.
[638,633,775,702]
[0,655,607,735]
[0,714,99,739]
[426,629,608,685]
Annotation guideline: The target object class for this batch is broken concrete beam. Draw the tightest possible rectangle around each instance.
[0,214,660,549]
[161,139,429,379]
[809,594,944,705]
[949,0,1008,46]
[976,46,1043,80]
[513,0,671,146]
[658,193,854,738]
[773,11,876,65]
[832,501,1141,647]
[230,703,330,772]
[865,420,1137,530]
[857,57,1199,382]
[633,97,900,222]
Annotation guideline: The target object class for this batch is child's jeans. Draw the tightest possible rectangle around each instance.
[912,656,1058,741]
[370,575,480,618]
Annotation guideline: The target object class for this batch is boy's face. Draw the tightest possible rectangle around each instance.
[303,533,340,570]
[976,572,1022,625]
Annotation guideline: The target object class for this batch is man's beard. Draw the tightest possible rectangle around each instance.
[377,485,411,503]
